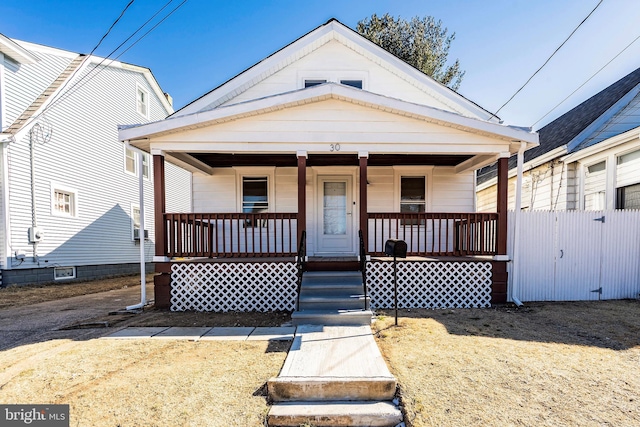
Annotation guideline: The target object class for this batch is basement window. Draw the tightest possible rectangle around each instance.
[54,266,76,280]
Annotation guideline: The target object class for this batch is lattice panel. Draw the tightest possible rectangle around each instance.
[367,261,492,309]
[170,262,298,312]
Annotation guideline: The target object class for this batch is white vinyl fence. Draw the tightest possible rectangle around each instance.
[508,210,640,301]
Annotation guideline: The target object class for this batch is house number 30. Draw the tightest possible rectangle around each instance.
[330,143,341,152]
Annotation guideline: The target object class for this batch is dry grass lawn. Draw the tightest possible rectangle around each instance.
[373,301,640,427]
[0,338,289,426]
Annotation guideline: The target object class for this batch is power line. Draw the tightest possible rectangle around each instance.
[24,0,186,129]
[89,0,136,56]
[490,0,603,120]
[531,32,640,128]
[39,0,178,117]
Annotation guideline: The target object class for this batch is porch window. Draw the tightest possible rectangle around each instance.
[616,183,640,209]
[584,161,606,210]
[242,177,269,226]
[401,177,425,225]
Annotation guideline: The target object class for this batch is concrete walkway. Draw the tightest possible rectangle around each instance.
[103,326,296,341]
[267,325,403,426]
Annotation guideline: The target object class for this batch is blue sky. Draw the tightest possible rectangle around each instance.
[1,0,639,129]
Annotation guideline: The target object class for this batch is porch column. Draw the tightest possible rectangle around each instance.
[359,152,368,251]
[496,155,509,256]
[492,154,510,304]
[152,149,170,309]
[153,151,167,258]
[297,152,307,250]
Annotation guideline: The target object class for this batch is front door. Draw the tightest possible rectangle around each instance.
[316,176,354,254]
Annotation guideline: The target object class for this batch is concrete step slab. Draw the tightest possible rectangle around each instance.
[268,401,403,427]
[269,325,396,401]
[292,310,372,326]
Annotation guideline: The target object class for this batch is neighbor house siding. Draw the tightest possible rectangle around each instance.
[5,62,180,269]
[2,47,74,129]
[218,40,456,114]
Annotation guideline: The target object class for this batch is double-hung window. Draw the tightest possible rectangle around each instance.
[124,147,150,179]
[400,177,426,225]
[242,177,269,227]
[136,85,149,118]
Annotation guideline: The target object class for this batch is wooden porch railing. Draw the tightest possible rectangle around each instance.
[164,213,298,258]
[367,212,498,256]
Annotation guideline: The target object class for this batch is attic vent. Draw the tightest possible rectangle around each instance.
[304,79,326,88]
[340,80,363,89]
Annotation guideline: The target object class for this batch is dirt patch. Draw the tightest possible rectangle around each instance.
[373,300,640,427]
[0,274,152,309]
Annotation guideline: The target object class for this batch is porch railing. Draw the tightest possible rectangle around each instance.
[367,212,498,256]
[164,213,298,258]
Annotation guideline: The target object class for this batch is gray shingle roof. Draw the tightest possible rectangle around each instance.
[477,67,640,185]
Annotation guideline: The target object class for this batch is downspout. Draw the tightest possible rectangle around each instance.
[511,141,527,307]
[29,128,39,262]
[127,148,146,310]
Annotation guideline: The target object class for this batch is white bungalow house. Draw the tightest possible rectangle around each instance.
[477,67,640,211]
[119,19,538,314]
[0,34,191,286]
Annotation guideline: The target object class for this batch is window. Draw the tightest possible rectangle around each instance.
[304,79,326,88]
[401,177,426,225]
[340,80,363,89]
[616,183,640,209]
[131,205,148,240]
[54,266,76,280]
[242,177,268,227]
[125,147,136,174]
[617,149,640,165]
[584,161,606,210]
[124,147,150,179]
[136,85,149,118]
[51,185,77,217]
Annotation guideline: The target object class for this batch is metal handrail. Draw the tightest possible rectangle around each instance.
[359,229,368,310]
[295,230,306,311]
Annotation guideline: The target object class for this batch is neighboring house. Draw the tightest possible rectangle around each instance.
[119,19,537,313]
[0,34,192,286]
[477,67,640,211]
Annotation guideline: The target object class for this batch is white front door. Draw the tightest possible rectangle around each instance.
[316,176,354,254]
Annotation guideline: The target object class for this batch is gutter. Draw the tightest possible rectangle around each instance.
[510,141,527,307]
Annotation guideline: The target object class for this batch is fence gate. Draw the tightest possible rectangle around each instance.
[509,210,640,301]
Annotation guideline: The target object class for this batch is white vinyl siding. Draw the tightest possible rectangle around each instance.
[2,48,73,129]
[4,53,191,268]
[216,40,457,113]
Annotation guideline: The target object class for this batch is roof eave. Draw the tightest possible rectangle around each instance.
[119,83,538,146]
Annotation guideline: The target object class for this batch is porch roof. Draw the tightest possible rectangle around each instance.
[119,83,538,174]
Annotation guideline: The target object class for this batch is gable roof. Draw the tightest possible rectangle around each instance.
[172,18,498,122]
[477,67,640,185]
[1,36,173,139]
[120,82,537,146]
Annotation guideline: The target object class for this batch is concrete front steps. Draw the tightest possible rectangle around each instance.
[267,325,403,427]
[292,271,372,326]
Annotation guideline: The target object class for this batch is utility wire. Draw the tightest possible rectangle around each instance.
[39,0,177,117]
[531,32,640,128]
[490,0,603,120]
[88,0,136,56]
[24,0,185,129]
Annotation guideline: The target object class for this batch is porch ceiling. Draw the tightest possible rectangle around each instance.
[189,153,474,168]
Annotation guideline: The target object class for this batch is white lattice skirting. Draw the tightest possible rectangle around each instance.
[170,262,298,312]
[367,261,492,309]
